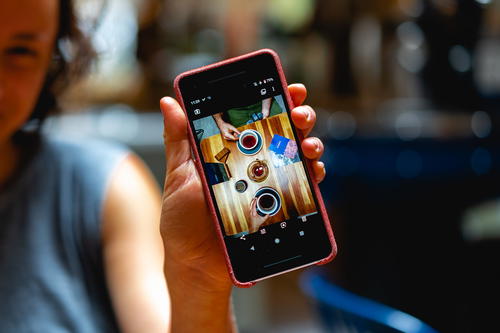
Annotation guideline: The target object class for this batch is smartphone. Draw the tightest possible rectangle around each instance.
[174,49,336,287]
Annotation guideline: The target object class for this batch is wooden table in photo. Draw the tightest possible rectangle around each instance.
[200,112,317,236]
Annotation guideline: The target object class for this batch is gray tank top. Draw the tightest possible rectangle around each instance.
[0,136,129,332]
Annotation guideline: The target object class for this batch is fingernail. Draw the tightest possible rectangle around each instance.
[163,96,176,105]
[161,97,177,111]
[160,97,176,126]
[302,108,310,121]
[316,161,325,181]
[160,98,168,116]
[314,139,321,152]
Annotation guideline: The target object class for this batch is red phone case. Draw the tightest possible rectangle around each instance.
[173,49,337,287]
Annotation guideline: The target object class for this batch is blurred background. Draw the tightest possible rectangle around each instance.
[45,0,500,332]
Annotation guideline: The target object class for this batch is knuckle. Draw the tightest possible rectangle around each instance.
[315,137,324,148]
[304,105,316,119]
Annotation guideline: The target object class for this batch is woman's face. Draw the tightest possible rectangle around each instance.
[0,0,59,144]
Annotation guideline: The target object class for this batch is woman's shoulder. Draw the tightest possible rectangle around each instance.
[42,135,130,175]
[44,135,129,162]
[39,135,132,205]
[40,136,133,239]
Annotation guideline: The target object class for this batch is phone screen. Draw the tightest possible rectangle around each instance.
[177,52,332,283]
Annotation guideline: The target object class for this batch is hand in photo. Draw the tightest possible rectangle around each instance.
[261,98,272,118]
[213,113,240,140]
[248,197,270,233]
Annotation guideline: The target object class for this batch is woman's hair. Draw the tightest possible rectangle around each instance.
[18,0,96,135]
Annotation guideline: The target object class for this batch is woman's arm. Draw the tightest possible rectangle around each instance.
[101,153,238,333]
[101,154,169,333]
[261,97,272,118]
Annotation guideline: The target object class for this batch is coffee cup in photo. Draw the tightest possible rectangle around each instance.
[257,193,277,214]
[235,180,248,193]
[239,130,259,150]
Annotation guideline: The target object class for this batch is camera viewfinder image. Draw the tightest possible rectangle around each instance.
[194,95,317,236]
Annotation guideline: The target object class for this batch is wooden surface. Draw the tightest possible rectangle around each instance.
[200,112,317,236]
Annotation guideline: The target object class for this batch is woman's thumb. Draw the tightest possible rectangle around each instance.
[160,97,191,173]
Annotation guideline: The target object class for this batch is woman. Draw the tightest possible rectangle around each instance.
[0,0,326,332]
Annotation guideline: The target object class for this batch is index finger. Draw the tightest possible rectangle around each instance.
[251,197,257,208]
[288,83,307,107]
[229,125,241,135]
[225,132,238,141]
[250,198,257,216]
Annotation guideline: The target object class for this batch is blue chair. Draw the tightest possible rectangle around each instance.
[300,270,440,333]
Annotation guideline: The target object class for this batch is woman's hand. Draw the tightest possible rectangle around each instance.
[159,83,325,332]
